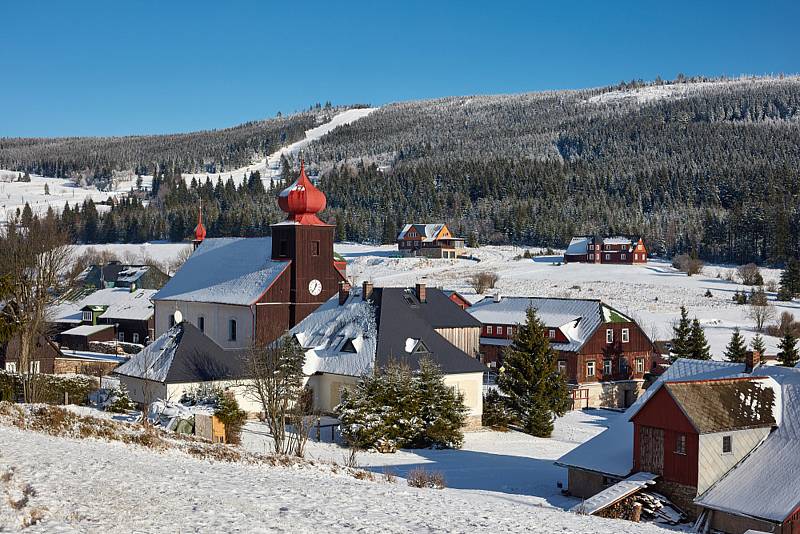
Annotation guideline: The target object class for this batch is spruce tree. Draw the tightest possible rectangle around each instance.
[724,327,747,363]
[688,318,711,360]
[778,258,800,301]
[751,333,767,363]
[416,357,468,448]
[671,306,692,361]
[497,307,570,437]
[777,334,799,367]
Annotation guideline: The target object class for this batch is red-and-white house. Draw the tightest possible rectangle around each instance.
[396,224,465,259]
[557,358,800,534]
[564,236,647,264]
[467,296,655,409]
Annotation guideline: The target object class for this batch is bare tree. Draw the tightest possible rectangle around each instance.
[747,288,775,333]
[0,216,72,402]
[737,263,763,286]
[242,336,307,455]
[469,272,499,294]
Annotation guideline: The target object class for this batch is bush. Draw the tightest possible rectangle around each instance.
[469,271,499,294]
[407,468,446,489]
[0,374,99,406]
[481,389,512,429]
[214,393,247,445]
[737,263,764,286]
[673,254,704,276]
[106,385,135,413]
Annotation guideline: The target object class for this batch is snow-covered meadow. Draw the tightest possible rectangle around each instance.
[0,408,678,534]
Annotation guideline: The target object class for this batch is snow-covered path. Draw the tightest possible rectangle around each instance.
[0,425,672,533]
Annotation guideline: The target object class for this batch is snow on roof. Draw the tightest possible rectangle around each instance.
[116,266,150,283]
[468,297,603,352]
[61,324,115,336]
[565,237,590,255]
[397,223,446,242]
[115,326,181,382]
[290,287,377,377]
[603,236,634,246]
[153,238,290,306]
[59,349,128,364]
[51,288,156,323]
[558,360,800,522]
[570,472,658,514]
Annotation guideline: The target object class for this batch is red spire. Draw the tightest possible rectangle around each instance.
[193,201,206,243]
[277,159,328,225]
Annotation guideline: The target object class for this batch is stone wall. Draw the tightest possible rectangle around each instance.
[654,480,699,519]
[567,468,609,499]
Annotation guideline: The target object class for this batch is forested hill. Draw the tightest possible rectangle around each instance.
[309,76,800,264]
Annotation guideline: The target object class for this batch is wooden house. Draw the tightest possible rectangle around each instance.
[564,236,647,265]
[468,295,655,409]
[396,224,465,259]
[75,262,169,290]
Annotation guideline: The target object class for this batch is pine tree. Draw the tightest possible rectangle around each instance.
[778,258,800,301]
[335,216,346,242]
[751,333,767,363]
[20,203,33,227]
[671,306,692,361]
[81,199,99,243]
[497,307,570,437]
[688,318,711,360]
[416,357,468,448]
[777,334,799,367]
[724,327,747,363]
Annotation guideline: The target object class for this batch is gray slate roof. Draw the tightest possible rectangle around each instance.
[114,322,247,383]
[153,238,289,306]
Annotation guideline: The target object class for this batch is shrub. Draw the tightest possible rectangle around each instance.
[469,271,499,294]
[704,289,713,297]
[673,254,704,276]
[106,385,135,413]
[406,468,446,489]
[737,263,764,286]
[481,389,512,430]
[29,374,98,406]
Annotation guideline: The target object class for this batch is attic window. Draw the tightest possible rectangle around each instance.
[722,435,732,454]
[82,311,93,322]
[279,240,288,257]
[341,339,357,353]
[675,434,686,455]
[413,340,429,354]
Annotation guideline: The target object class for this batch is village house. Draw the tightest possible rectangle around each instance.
[151,161,348,350]
[289,282,486,424]
[75,261,169,291]
[564,236,647,264]
[557,355,800,534]
[468,295,655,409]
[1,333,126,377]
[396,224,465,259]
[50,287,157,345]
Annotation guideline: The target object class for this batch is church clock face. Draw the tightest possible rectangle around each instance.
[308,279,322,296]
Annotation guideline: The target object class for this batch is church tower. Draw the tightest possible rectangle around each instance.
[271,160,342,326]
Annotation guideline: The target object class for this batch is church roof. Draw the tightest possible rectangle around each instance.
[153,238,289,306]
[277,160,328,226]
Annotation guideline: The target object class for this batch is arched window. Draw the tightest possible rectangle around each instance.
[228,319,237,341]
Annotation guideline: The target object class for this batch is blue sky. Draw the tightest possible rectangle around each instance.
[1,0,798,137]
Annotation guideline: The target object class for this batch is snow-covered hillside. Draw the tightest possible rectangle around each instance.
[0,171,135,224]
[0,423,671,533]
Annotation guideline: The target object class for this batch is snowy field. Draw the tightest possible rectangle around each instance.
[0,171,135,224]
[243,409,620,510]
[0,412,676,533]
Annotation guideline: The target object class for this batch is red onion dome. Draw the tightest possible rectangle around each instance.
[277,160,328,225]
[194,206,206,242]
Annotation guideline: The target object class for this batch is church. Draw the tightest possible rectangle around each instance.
[151,161,348,350]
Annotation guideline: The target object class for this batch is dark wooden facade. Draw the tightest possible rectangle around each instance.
[61,326,116,351]
[565,237,648,265]
[479,319,653,385]
[1,335,61,374]
[98,317,154,345]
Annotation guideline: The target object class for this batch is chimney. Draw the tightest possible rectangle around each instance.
[494,292,502,303]
[745,350,758,374]
[338,281,349,306]
[416,283,427,303]
[362,281,373,301]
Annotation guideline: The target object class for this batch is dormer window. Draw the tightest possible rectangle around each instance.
[82,311,93,322]
[341,339,358,353]
[413,340,429,354]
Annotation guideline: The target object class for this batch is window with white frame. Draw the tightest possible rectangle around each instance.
[605,254,610,260]
[5,362,16,373]
[507,326,513,337]
[675,434,686,455]
[622,328,629,343]
[132,333,139,344]
[29,361,40,374]
[549,329,556,339]
[635,358,645,373]
[586,361,596,377]
[606,329,613,343]
[621,253,626,260]
[118,332,124,342]
[497,326,503,335]
[487,325,493,334]
[603,359,612,375]
[82,311,93,322]
[557,360,566,374]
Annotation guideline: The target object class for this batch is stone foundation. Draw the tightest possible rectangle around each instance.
[654,480,699,519]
